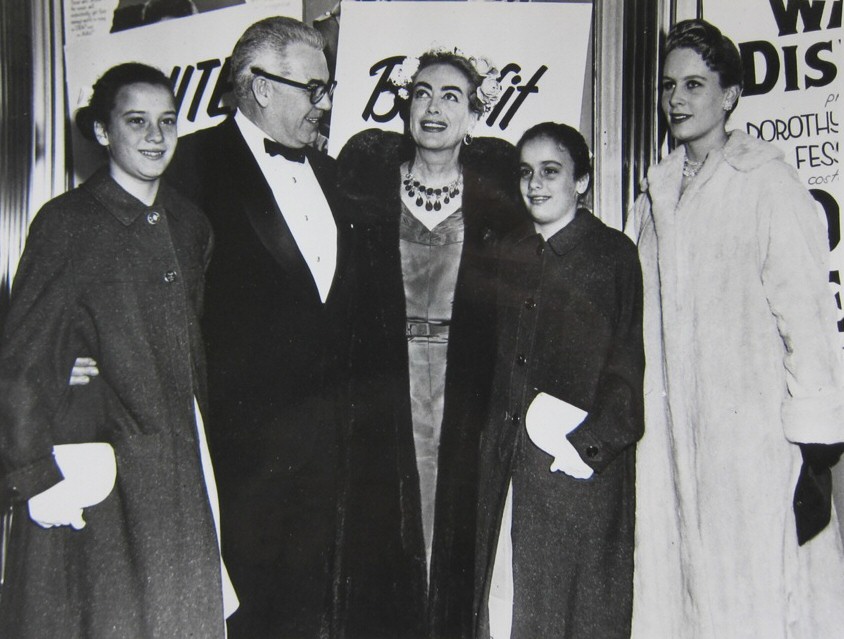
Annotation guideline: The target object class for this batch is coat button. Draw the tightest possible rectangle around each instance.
[510,409,521,425]
[163,270,177,283]
[516,354,527,366]
[585,446,599,459]
[147,211,161,225]
[524,298,536,310]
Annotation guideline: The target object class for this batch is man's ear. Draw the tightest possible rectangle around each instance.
[252,75,272,108]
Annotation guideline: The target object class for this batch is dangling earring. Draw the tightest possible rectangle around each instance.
[463,133,473,146]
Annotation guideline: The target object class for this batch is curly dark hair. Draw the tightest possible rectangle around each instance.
[75,62,173,141]
[517,121,592,197]
[665,19,743,113]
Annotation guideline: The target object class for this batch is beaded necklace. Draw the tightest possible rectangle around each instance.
[402,169,463,212]
[682,157,705,178]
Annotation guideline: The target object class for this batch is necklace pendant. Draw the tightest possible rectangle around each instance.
[403,167,464,212]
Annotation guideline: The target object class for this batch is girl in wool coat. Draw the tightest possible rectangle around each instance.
[0,63,235,638]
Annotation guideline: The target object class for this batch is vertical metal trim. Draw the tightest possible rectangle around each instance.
[0,0,34,314]
[31,0,67,216]
[593,0,625,230]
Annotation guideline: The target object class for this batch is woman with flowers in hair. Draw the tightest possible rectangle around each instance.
[334,48,522,638]
[627,19,844,638]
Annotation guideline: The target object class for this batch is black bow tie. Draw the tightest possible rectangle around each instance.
[264,138,306,163]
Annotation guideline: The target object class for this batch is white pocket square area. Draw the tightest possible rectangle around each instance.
[28,443,117,530]
[526,392,593,479]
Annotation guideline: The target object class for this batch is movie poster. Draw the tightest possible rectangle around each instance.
[704,0,842,329]
[64,0,300,181]
[327,1,593,156]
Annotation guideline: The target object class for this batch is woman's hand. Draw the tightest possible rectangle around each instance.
[69,357,99,386]
[28,484,87,530]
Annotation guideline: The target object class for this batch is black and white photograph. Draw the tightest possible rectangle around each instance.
[0,0,841,637]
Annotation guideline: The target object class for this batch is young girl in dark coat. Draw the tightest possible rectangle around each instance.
[474,122,644,639]
[0,63,235,638]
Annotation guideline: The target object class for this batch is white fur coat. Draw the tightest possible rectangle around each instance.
[627,131,844,638]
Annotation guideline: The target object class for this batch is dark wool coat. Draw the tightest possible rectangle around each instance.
[474,211,644,639]
[332,129,524,639]
[0,170,224,638]
[166,118,357,638]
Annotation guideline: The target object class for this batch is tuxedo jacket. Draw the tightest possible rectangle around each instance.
[166,117,356,636]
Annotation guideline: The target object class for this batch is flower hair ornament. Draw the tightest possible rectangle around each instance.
[388,47,503,114]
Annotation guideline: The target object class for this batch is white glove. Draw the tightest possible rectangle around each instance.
[27,443,117,530]
[526,392,594,479]
[28,487,87,529]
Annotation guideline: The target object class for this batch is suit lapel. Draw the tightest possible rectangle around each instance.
[221,121,323,299]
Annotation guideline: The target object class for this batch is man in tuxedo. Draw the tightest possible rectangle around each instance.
[166,16,354,638]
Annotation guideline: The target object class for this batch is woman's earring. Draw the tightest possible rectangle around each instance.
[463,133,473,146]
[722,100,733,111]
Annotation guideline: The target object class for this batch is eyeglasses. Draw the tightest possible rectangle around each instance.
[251,67,336,105]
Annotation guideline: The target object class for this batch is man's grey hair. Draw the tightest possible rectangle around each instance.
[230,16,325,105]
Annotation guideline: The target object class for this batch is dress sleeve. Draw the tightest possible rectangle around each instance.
[759,162,844,444]
[0,205,78,500]
[568,239,645,472]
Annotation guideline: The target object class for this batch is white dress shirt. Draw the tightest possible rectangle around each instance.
[234,111,337,303]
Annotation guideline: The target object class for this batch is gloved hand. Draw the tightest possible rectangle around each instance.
[793,443,844,546]
[26,443,116,531]
[799,443,844,471]
[526,392,593,479]
[28,486,87,530]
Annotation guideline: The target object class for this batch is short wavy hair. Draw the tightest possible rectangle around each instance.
[665,19,743,112]
[75,62,173,141]
[229,16,325,106]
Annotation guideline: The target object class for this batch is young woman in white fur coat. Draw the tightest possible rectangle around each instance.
[626,19,844,639]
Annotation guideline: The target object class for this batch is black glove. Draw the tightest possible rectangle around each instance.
[793,443,844,546]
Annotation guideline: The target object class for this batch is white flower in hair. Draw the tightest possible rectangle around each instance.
[389,56,421,98]
[476,74,503,112]
[389,47,503,113]
[470,56,494,77]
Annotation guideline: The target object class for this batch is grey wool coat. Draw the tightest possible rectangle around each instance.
[0,169,226,638]
[475,210,644,639]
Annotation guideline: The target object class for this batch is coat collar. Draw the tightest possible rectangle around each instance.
[512,208,600,257]
[83,167,174,227]
[646,130,783,207]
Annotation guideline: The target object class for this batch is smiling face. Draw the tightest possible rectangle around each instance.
[409,63,479,153]
[94,82,177,191]
[661,47,738,159]
[519,135,589,239]
[252,42,331,148]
